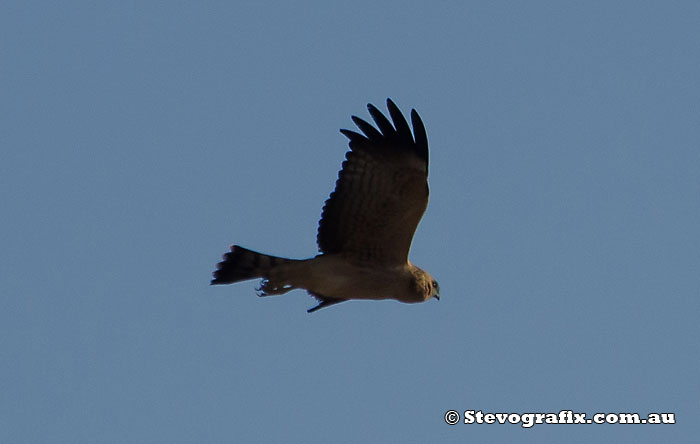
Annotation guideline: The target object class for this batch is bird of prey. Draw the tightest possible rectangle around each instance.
[211,98,439,312]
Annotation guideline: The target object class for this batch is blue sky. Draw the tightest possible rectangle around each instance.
[2,1,699,442]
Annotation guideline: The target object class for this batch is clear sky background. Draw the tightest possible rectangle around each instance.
[2,1,699,443]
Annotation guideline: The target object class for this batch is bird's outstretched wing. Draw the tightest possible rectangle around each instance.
[316,99,429,266]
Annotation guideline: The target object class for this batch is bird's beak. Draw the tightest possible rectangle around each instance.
[434,294,440,301]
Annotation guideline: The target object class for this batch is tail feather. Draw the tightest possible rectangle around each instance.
[211,245,294,285]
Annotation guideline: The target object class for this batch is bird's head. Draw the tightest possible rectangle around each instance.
[410,265,440,303]
[429,278,440,301]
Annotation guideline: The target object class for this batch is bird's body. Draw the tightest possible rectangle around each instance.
[212,99,439,312]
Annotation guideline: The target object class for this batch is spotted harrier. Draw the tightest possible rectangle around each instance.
[211,99,439,312]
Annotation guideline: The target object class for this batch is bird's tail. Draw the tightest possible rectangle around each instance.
[211,245,296,285]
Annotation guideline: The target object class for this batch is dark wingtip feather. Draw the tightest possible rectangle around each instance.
[340,129,367,144]
[342,100,429,171]
[367,103,395,136]
[410,109,429,166]
[351,115,382,140]
[386,98,412,143]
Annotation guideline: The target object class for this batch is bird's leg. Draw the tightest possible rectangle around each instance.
[306,294,347,313]
[256,279,296,297]
[307,299,345,313]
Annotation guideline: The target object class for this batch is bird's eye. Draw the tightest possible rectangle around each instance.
[432,281,437,288]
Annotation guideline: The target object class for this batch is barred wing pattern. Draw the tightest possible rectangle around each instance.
[316,99,429,266]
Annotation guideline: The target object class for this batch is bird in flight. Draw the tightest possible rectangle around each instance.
[211,98,439,312]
